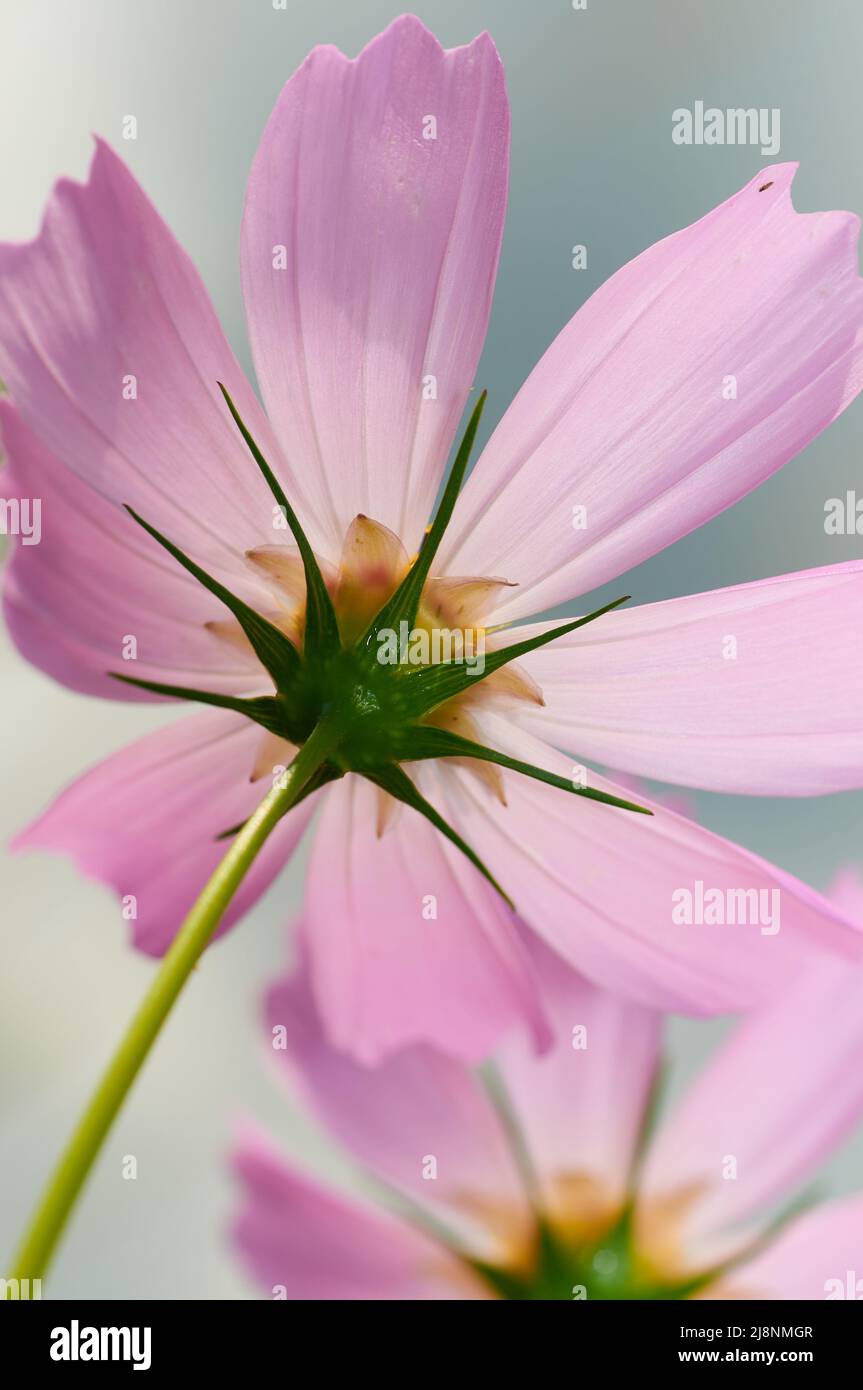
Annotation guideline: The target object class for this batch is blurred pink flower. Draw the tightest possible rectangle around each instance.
[232,900,863,1300]
[3,15,863,1061]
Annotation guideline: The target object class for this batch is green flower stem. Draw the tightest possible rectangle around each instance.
[7,716,342,1287]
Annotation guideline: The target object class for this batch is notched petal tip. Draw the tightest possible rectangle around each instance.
[739,161,863,278]
[282,12,504,96]
[353,13,501,65]
[0,136,116,258]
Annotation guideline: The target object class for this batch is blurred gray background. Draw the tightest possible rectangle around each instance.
[1,0,862,1299]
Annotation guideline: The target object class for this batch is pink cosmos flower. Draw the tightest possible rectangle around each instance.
[231,882,863,1301]
[3,15,863,1063]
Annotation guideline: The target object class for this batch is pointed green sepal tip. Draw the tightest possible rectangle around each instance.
[107,673,290,737]
[359,390,488,649]
[215,819,248,842]
[363,761,515,910]
[122,504,302,690]
[217,383,341,662]
[396,594,633,720]
[391,724,652,815]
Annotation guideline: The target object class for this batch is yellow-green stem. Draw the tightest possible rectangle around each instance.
[7,717,341,1287]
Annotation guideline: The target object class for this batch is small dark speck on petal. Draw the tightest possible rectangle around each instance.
[758,181,774,192]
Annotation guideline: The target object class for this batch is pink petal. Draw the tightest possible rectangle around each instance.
[302,770,549,1065]
[14,710,314,955]
[241,14,509,555]
[494,932,661,1229]
[436,714,863,1015]
[700,1196,863,1300]
[231,1128,484,1300]
[636,953,863,1275]
[1,403,263,699]
[0,139,300,599]
[441,164,863,619]
[511,562,863,795]
[265,952,532,1265]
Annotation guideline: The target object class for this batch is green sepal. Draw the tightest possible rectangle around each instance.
[359,392,487,651]
[397,595,631,718]
[362,761,514,909]
[469,1210,722,1301]
[218,383,341,662]
[108,673,288,737]
[391,725,651,814]
[124,506,302,689]
[469,1223,579,1302]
